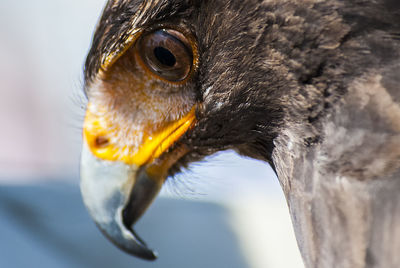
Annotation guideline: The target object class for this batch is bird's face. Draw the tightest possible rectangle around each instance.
[81,26,198,259]
[81,0,285,260]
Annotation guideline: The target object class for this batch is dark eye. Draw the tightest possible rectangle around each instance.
[136,29,193,82]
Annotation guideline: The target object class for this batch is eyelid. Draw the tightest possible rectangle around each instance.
[163,29,192,50]
[100,29,142,74]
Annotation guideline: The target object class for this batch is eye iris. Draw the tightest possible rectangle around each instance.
[154,46,176,67]
[137,29,193,82]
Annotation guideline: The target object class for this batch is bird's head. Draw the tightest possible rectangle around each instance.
[81,0,341,260]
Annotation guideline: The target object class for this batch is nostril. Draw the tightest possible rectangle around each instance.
[95,136,109,148]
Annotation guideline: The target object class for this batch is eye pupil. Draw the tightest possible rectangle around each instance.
[154,46,176,67]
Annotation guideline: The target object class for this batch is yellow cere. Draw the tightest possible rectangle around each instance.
[83,103,196,167]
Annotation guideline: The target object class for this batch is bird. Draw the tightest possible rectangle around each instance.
[80,0,400,267]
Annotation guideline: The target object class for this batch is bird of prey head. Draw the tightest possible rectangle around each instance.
[81,0,400,265]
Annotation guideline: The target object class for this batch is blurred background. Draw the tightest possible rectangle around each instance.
[0,0,304,267]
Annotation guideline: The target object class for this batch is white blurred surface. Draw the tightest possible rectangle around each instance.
[0,0,105,179]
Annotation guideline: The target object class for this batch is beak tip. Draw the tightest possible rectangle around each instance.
[125,229,158,261]
[128,228,158,260]
[96,222,158,261]
[119,243,158,261]
[139,249,158,261]
[119,241,158,261]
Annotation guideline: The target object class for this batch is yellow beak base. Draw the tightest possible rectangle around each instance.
[83,103,196,167]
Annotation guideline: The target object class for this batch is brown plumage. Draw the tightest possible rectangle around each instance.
[82,0,400,267]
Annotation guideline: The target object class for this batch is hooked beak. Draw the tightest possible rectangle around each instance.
[80,144,160,260]
[80,102,195,260]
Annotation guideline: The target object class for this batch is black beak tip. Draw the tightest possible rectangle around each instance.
[124,228,158,261]
[96,222,158,261]
[139,250,158,261]
[122,245,158,261]
[141,250,158,261]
